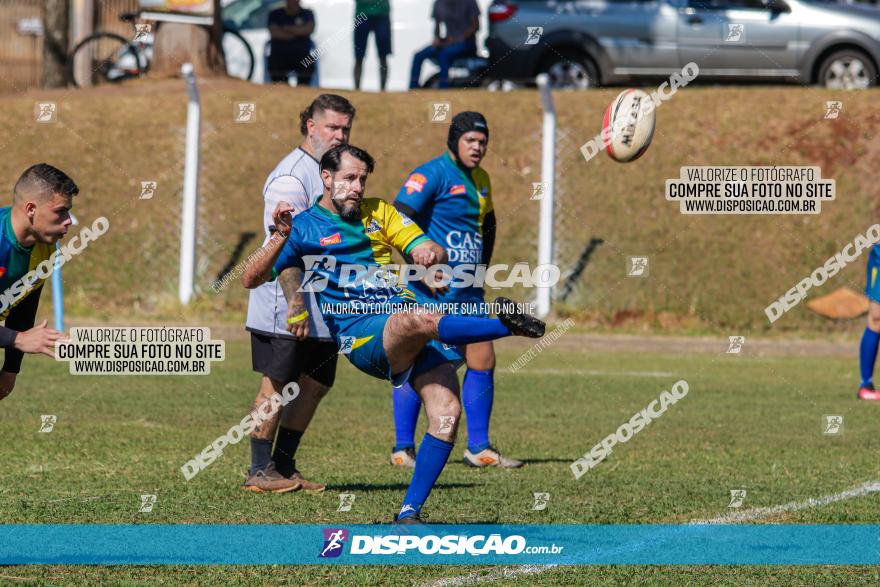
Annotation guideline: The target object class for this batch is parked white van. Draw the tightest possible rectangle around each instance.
[222,0,492,90]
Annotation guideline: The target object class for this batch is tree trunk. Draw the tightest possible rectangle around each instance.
[41,0,69,87]
[148,0,227,78]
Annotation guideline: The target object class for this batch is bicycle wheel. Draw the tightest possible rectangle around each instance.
[222,28,255,82]
[69,32,144,87]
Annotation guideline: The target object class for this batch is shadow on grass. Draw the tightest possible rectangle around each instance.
[213,231,257,284]
[330,482,479,492]
[519,458,582,465]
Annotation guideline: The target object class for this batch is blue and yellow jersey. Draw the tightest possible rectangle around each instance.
[273,197,429,319]
[395,152,493,300]
[0,206,52,320]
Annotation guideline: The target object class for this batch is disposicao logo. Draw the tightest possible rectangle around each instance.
[319,528,349,558]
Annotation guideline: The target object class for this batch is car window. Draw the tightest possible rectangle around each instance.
[687,0,768,8]
[223,0,284,30]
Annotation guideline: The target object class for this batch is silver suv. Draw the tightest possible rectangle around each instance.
[486,0,880,89]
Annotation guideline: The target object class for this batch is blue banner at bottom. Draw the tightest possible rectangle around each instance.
[1,524,878,565]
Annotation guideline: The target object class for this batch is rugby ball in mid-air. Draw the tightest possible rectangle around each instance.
[602,89,656,163]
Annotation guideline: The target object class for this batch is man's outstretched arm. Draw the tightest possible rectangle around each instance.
[242,202,294,289]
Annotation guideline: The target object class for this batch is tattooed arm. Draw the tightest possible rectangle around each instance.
[278,267,309,340]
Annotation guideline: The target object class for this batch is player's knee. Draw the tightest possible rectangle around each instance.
[253,384,276,407]
[869,303,880,331]
[467,347,496,371]
[311,383,331,400]
[299,376,330,400]
[430,395,461,423]
[398,311,438,338]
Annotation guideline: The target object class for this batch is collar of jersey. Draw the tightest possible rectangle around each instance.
[443,152,479,191]
[3,207,31,253]
[313,197,362,224]
[297,146,319,165]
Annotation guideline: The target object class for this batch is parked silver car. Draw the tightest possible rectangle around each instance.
[486,0,880,89]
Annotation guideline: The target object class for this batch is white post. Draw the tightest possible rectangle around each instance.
[70,0,93,85]
[179,63,200,304]
[536,73,556,319]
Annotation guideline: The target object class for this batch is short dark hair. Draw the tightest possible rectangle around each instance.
[320,144,375,175]
[13,163,78,203]
[299,94,356,136]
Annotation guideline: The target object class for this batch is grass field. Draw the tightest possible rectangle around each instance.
[2,330,879,584]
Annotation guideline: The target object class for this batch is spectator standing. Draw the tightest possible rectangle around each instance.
[268,0,316,85]
[354,0,392,91]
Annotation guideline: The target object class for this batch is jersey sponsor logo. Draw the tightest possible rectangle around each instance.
[319,232,342,246]
[365,219,382,234]
[405,173,427,194]
[450,184,466,195]
[399,213,414,226]
[446,231,483,263]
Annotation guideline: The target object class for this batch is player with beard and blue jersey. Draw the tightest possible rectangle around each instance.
[243,144,544,523]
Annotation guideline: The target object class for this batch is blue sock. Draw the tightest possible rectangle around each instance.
[398,433,453,520]
[860,327,880,387]
[437,316,510,345]
[392,382,422,451]
[463,368,494,453]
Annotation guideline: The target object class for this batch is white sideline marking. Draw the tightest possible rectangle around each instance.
[510,369,673,378]
[689,480,880,525]
[418,480,880,587]
[420,564,557,587]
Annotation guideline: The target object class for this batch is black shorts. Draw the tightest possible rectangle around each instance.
[250,332,338,388]
[354,15,392,59]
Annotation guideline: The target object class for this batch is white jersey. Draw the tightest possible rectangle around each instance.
[246,147,332,340]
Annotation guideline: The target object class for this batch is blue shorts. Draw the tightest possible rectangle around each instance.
[354,15,392,59]
[330,309,463,386]
[866,246,880,303]
[413,285,488,318]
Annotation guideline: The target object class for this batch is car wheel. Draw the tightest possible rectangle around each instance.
[538,51,599,90]
[818,50,876,90]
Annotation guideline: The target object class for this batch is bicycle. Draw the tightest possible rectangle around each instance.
[68,10,255,87]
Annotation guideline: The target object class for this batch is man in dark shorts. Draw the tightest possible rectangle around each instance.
[0,164,75,401]
[242,95,356,493]
[267,0,316,85]
[354,0,392,91]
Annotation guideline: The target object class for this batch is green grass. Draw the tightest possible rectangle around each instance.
[1,334,878,584]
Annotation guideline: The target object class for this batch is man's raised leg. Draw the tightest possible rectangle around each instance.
[383,297,545,378]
